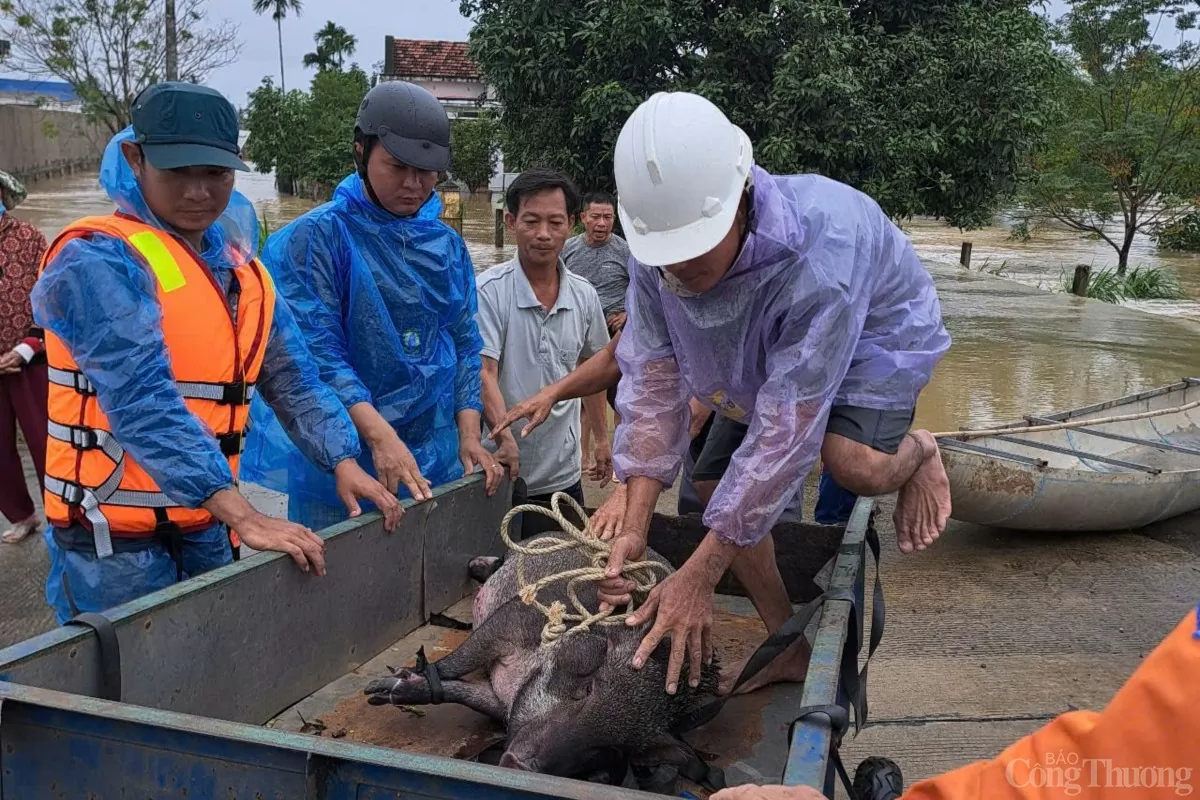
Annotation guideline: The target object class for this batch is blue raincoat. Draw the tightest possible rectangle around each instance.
[31,127,362,509]
[31,128,362,622]
[240,173,484,525]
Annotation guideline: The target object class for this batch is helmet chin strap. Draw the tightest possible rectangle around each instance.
[353,132,386,210]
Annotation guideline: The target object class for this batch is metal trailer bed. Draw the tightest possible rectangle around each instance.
[0,476,883,799]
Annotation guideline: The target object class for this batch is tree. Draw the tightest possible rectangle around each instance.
[242,67,368,197]
[165,0,177,80]
[458,0,1064,229]
[302,65,369,187]
[303,20,356,72]
[0,0,240,134]
[242,77,311,193]
[252,0,302,93]
[450,113,501,192]
[1013,1,1200,273]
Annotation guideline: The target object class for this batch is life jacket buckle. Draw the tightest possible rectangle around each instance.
[70,427,99,450]
[219,381,249,405]
[218,432,243,457]
[58,480,86,506]
[72,373,96,395]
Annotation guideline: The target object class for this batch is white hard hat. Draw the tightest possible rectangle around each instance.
[613,92,753,267]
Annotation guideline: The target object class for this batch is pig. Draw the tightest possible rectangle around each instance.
[363,532,721,779]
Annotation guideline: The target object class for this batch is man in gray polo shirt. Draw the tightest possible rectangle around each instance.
[477,168,611,539]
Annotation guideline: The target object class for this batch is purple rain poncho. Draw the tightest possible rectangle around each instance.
[612,166,951,548]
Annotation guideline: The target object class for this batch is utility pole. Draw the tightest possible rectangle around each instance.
[165,0,179,80]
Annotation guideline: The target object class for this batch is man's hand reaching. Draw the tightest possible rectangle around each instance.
[334,459,403,531]
[489,386,558,441]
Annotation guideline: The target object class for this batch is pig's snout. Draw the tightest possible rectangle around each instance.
[499,751,538,772]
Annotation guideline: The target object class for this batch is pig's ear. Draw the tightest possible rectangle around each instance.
[630,733,690,768]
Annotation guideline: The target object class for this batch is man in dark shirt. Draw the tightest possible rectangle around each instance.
[562,192,631,337]
[562,192,631,466]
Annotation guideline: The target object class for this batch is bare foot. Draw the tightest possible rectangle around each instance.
[893,430,951,554]
[717,637,811,696]
[2,515,39,544]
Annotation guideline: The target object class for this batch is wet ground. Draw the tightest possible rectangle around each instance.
[837,497,1200,796]
[4,170,1200,791]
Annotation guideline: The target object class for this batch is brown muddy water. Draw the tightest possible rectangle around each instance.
[18,169,1200,437]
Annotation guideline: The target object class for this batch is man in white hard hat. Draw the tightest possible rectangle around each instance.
[598,91,953,696]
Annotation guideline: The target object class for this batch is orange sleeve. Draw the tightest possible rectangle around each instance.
[904,605,1200,800]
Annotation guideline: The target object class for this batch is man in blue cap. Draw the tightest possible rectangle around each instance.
[31,81,400,625]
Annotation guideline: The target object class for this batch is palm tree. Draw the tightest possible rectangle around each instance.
[252,0,303,92]
[303,21,356,72]
[302,46,333,72]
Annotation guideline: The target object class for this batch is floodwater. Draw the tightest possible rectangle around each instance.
[18,169,1200,437]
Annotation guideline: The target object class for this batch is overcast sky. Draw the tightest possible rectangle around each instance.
[202,0,474,108]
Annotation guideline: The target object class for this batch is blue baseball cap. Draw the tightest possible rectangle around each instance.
[130,81,249,171]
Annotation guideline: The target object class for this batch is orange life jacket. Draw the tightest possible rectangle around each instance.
[904,604,1200,800]
[37,214,276,558]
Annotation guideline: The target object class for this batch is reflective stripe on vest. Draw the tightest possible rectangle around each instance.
[127,230,187,292]
[46,366,258,405]
[38,215,274,555]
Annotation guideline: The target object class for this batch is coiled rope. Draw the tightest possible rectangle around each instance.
[499,491,671,646]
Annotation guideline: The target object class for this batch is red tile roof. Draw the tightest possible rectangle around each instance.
[391,39,480,81]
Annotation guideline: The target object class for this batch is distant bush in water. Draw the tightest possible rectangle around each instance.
[1154,213,1200,253]
[1060,266,1184,303]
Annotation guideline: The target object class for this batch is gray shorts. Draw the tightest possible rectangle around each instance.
[690,405,915,483]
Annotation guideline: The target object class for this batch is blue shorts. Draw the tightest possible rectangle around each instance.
[44,523,233,625]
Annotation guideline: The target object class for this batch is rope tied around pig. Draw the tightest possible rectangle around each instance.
[499,492,671,646]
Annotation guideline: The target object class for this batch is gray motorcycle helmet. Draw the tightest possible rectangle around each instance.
[354,81,451,173]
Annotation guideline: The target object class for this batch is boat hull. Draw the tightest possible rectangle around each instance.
[942,379,1200,532]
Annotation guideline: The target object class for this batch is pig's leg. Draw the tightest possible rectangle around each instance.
[429,601,542,680]
[365,599,545,716]
[365,669,507,721]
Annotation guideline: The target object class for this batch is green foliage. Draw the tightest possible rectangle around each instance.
[242,77,311,182]
[1154,212,1200,252]
[304,66,370,187]
[0,0,240,134]
[450,114,501,191]
[1013,0,1200,273]
[257,211,273,256]
[242,67,369,197]
[1122,265,1184,299]
[458,0,1063,228]
[303,20,356,72]
[1060,265,1184,302]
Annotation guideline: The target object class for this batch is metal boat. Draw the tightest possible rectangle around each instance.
[940,378,1200,531]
